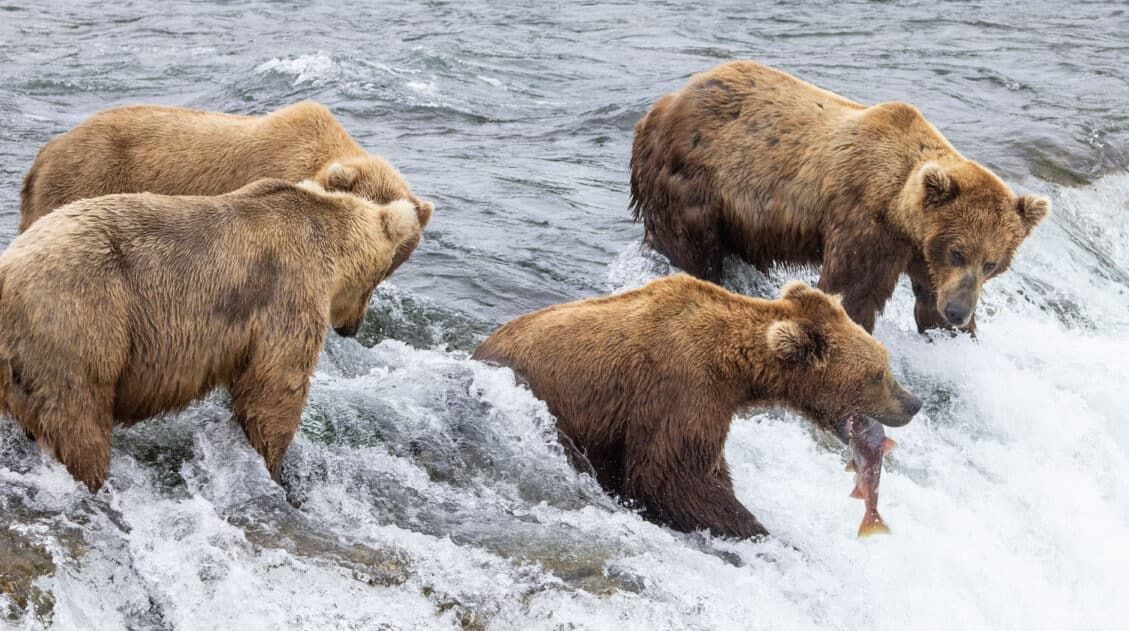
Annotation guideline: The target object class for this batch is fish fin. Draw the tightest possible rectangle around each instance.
[881,438,897,456]
[857,513,891,537]
[845,461,856,472]
[849,484,865,499]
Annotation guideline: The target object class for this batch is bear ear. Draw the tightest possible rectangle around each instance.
[411,196,435,230]
[325,162,359,191]
[778,280,814,301]
[766,319,828,366]
[920,162,958,206]
[1016,194,1050,233]
[380,199,420,245]
[779,280,842,309]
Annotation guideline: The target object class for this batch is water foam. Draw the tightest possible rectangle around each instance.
[2,177,1127,630]
[602,175,1129,630]
[254,53,338,86]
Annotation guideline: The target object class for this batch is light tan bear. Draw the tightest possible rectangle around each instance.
[630,61,1049,333]
[19,101,432,274]
[0,179,429,491]
[473,275,921,539]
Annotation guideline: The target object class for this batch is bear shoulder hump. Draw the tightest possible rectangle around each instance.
[273,100,336,125]
[862,101,925,129]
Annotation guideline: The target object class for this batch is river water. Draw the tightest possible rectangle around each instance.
[1,1,1127,629]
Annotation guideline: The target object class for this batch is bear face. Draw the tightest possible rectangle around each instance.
[915,162,1050,328]
[329,281,372,338]
[761,282,922,427]
[316,157,434,283]
[321,194,424,337]
[386,195,434,278]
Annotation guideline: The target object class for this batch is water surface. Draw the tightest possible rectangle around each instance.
[1,1,1127,629]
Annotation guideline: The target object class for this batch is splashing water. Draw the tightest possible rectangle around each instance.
[3,175,1127,628]
[2,1,1129,629]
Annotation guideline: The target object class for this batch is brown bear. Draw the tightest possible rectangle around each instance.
[18,101,432,276]
[0,178,429,492]
[472,274,921,539]
[630,60,1050,333]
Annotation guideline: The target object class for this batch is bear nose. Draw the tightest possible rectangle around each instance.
[943,303,970,326]
[903,393,923,417]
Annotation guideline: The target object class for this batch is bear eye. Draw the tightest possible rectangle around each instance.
[982,261,997,274]
[870,372,884,385]
[949,250,966,267]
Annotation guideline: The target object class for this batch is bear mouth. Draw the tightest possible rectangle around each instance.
[869,410,914,428]
[334,323,361,337]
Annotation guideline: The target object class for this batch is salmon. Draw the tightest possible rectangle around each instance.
[844,415,897,537]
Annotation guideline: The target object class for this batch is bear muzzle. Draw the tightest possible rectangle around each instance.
[941,299,974,328]
[937,274,980,328]
[871,383,922,427]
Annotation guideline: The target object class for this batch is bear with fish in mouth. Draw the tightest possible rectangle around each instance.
[19,100,433,277]
[0,179,431,492]
[630,60,1049,333]
[473,275,921,538]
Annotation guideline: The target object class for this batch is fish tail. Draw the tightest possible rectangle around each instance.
[857,511,891,537]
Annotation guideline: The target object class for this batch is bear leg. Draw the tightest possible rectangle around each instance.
[230,363,313,482]
[819,236,909,333]
[643,206,725,282]
[631,470,769,540]
[27,389,114,492]
[624,435,768,539]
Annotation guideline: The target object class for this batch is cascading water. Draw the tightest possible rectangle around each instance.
[1,1,1126,629]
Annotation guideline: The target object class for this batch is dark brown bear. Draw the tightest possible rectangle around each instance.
[630,60,1049,333]
[473,275,921,539]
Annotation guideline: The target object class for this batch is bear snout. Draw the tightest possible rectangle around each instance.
[874,411,912,428]
[942,301,973,327]
[938,273,979,328]
[901,391,923,418]
[872,383,922,427]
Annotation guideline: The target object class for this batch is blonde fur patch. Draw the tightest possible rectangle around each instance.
[380,199,419,245]
[295,179,327,194]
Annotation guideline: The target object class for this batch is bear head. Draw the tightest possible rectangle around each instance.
[313,192,425,338]
[764,282,922,427]
[316,156,434,281]
[912,161,1049,328]
[317,156,433,225]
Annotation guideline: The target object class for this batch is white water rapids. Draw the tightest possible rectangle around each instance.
[2,175,1126,630]
[2,0,1129,628]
